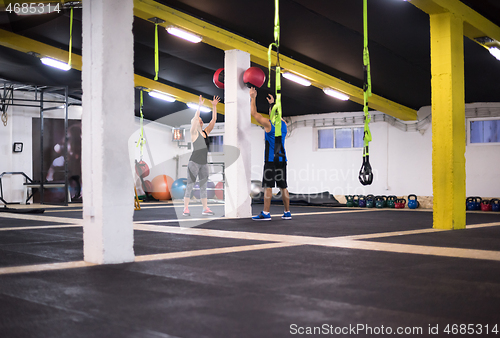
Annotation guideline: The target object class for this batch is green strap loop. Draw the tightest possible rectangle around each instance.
[359,0,374,185]
[137,90,146,159]
[154,23,159,81]
[363,0,372,149]
[274,66,282,137]
[273,0,280,45]
[267,0,282,139]
[68,7,73,67]
[267,43,278,88]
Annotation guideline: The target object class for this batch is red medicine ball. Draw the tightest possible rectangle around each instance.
[243,67,266,88]
[135,160,150,178]
[213,68,224,89]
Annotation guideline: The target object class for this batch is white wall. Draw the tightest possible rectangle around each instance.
[2,98,499,204]
[282,113,430,197]
[466,143,500,197]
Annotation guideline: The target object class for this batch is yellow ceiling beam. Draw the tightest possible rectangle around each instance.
[133,0,417,121]
[409,0,500,43]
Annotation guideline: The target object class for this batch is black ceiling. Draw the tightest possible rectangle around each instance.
[1,0,500,123]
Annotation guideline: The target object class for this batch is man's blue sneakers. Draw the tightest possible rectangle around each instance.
[282,211,292,220]
[252,211,271,221]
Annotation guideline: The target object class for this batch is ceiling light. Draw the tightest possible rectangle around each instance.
[40,57,71,71]
[489,47,500,61]
[149,90,176,102]
[282,72,311,86]
[323,88,350,101]
[187,102,211,112]
[166,26,202,43]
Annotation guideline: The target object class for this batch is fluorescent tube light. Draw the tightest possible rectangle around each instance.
[282,72,311,86]
[149,90,176,102]
[166,26,202,43]
[489,47,500,61]
[40,57,71,71]
[323,88,350,101]
[187,102,211,113]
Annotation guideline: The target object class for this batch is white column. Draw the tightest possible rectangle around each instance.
[224,50,252,218]
[82,0,135,264]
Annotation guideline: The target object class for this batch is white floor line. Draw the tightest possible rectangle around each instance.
[39,209,83,213]
[133,223,326,244]
[338,228,448,240]
[0,213,83,225]
[133,223,445,244]
[0,224,81,231]
[325,238,500,261]
[466,221,500,229]
[0,260,96,275]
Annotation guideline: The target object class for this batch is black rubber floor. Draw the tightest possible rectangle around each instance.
[1,205,500,337]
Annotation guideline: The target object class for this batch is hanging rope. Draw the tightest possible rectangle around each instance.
[267,0,285,161]
[68,7,73,67]
[154,22,159,80]
[358,0,373,186]
[136,90,146,160]
[1,110,7,127]
[1,85,13,127]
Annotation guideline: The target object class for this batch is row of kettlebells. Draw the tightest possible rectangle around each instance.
[345,194,419,209]
[466,197,500,212]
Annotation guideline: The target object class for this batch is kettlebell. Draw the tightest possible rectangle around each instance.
[345,195,354,207]
[366,194,375,208]
[480,199,492,211]
[353,195,359,207]
[395,198,406,209]
[491,198,500,212]
[474,197,482,210]
[466,197,475,211]
[387,195,397,208]
[407,194,419,209]
[358,195,366,208]
[375,196,386,208]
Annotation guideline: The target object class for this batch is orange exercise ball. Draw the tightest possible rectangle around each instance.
[151,175,174,200]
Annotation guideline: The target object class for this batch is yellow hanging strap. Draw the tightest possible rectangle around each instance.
[359,0,373,186]
[68,7,73,67]
[154,23,159,80]
[136,90,146,160]
[134,187,141,211]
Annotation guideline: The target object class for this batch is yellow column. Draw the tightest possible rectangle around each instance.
[430,12,466,230]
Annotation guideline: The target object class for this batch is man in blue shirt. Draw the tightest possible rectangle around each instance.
[249,87,291,221]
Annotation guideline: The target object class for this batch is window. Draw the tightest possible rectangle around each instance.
[317,127,364,149]
[469,118,500,144]
[208,135,223,152]
[318,129,333,149]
